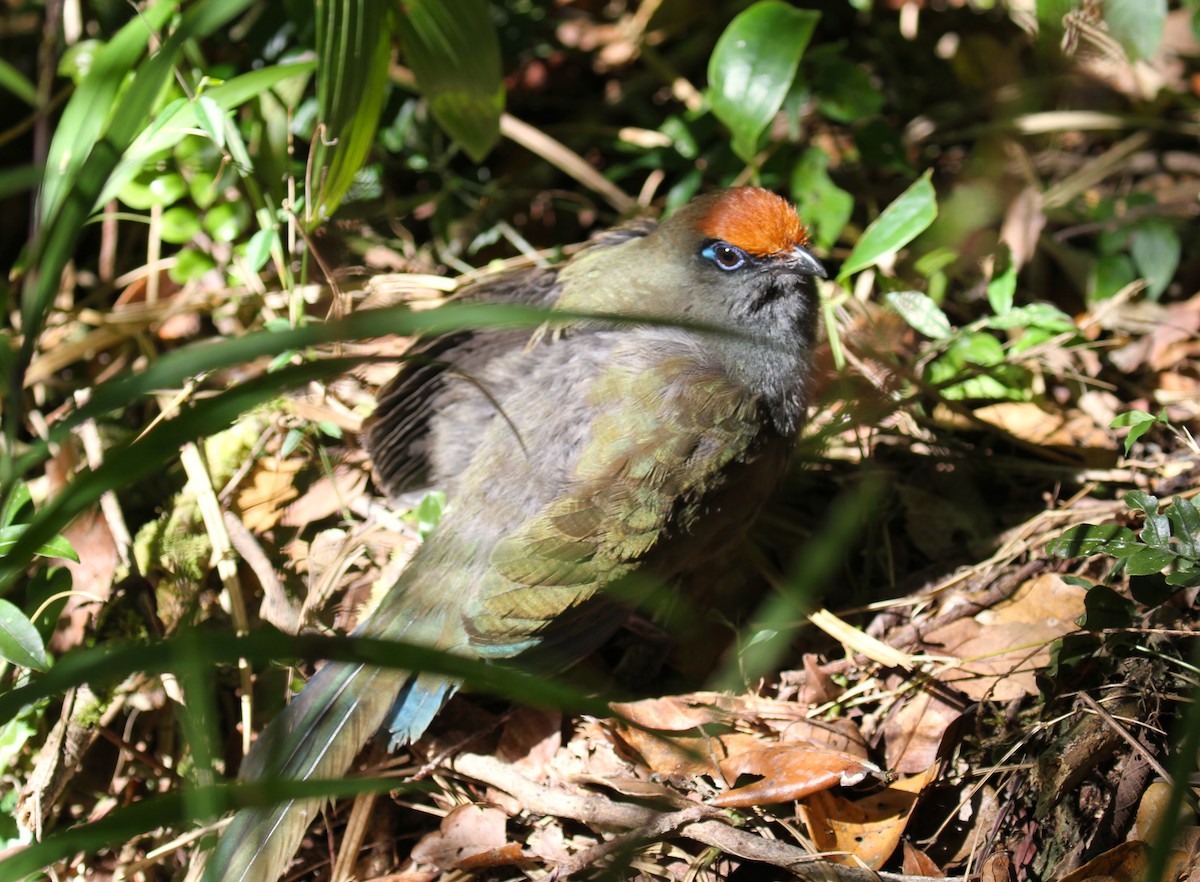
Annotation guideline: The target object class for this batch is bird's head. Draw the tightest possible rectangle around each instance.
[661,186,825,335]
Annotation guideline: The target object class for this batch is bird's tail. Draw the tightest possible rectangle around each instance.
[199,657,455,882]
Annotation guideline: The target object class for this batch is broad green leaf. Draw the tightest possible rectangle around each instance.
[1123,546,1176,576]
[1167,497,1200,558]
[1112,409,1163,454]
[884,291,952,339]
[0,598,49,671]
[812,57,882,124]
[0,525,79,562]
[1130,217,1180,301]
[395,0,504,164]
[118,170,188,210]
[0,57,37,106]
[195,95,227,150]
[1103,0,1167,60]
[708,1,819,164]
[1047,523,1139,558]
[986,303,1075,333]
[790,147,853,251]
[160,206,202,244]
[245,228,279,273]
[840,171,937,278]
[310,0,394,223]
[0,483,31,528]
[987,262,1016,315]
[1089,253,1135,302]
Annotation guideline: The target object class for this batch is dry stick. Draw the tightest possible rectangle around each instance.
[452,753,955,882]
[179,441,254,758]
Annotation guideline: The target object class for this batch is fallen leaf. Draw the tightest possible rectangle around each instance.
[236,456,302,532]
[903,841,945,876]
[922,574,1087,700]
[799,766,937,868]
[409,804,513,871]
[712,744,884,807]
[1057,840,1187,882]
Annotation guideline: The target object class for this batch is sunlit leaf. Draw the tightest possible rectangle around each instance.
[396,0,505,163]
[310,0,393,222]
[840,172,937,278]
[0,598,49,671]
[708,1,818,164]
[884,291,952,340]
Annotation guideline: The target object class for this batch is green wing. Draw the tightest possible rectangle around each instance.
[464,354,765,653]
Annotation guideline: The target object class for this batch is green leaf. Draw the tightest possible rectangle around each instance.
[985,302,1076,333]
[245,228,279,273]
[1047,523,1140,558]
[790,147,853,252]
[1130,217,1180,301]
[195,95,227,150]
[0,598,49,671]
[20,0,256,397]
[1123,546,1176,576]
[309,0,394,222]
[707,1,819,164]
[812,57,882,124]
[987,262,1016,315]
[396,0,505,163]
[1167,497,1200,559]
[1089,253,1136,302]
[0,56,37,107]
[0,524,79,562]
[0,483,32,529]
[1103,0,1167,60]
[38,0,179,225]
[101,62,315,207]
[160,206,202,244]
[840,171,937,278]
[1078,584,1137,630]
[884,291,952,339]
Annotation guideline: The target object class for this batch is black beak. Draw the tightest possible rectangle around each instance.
[790,245,827,279]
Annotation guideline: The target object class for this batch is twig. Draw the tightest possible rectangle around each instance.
[451,753,957,882]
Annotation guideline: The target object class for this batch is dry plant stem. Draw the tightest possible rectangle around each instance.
[552,805,714,880]
[498,114,636,214]
[1077,693,1175,785]
[452,753,953,882]
[223,508,298,633]
[74,389,133,568]
[330,790,379,882]
[179,441,254,757]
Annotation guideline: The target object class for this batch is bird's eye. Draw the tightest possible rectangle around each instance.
[701,242,746,271]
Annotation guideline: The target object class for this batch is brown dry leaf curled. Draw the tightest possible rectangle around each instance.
[712,743,884,808]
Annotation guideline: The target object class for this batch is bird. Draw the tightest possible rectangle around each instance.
[199,186,826,882]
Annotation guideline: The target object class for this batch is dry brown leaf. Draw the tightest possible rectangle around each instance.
[923,573,1087,700]
[902,841,946,877]
[881,687,963,773]
[999,186,1047,269]
[496,707,562,779]
[798,653,843,705]
[1057,840,1188,882]
[979,850,1014,882]
[712,744,884,808]
[281,465,368,528]
[236,456,302,532]
[798,766,937,868]
[409,804,513,871]
[972,402,1113,452]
